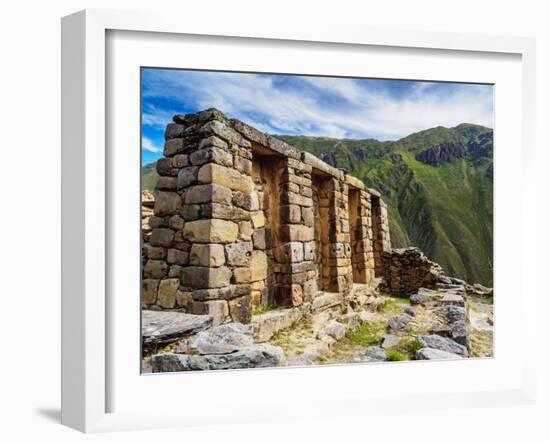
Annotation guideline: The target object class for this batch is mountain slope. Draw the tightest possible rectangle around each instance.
[142,123,493,286]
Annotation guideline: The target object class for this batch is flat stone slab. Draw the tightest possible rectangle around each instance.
[151,344,284,372]
[415,347,464,360]
[440,293,466,307]
[251,307,303,342]
[381,334,401,350]
[142,310,213,347]
[311,292,343,312]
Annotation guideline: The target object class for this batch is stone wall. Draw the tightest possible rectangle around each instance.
[141,108,392,324]
[381,247,444,295]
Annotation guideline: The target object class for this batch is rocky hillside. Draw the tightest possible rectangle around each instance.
[142,123,493,286]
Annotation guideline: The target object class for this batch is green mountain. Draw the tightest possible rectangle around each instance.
[142,123,493,286]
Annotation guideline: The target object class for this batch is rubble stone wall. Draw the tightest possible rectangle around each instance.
[381,247,444,295]
[141,108,392,324]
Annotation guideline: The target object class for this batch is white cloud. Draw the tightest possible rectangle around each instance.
[142,70,494,141]
[142,137,162,153]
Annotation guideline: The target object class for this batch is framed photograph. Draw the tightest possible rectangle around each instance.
[61,9,537,432]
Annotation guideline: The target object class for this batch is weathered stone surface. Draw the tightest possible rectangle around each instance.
[180,266,232,289]
[450,320,470,347]
[252,228,268,250]
[418,334,468,357]
[142,279,159,305]
[311,292,343,312]
[149,228,175,248]
[142,310,213,347]
[440,293,466,307]
[365,346,387,361]
[250,250,268,282]
[184,183,232,205]
[186,323,254,355]
[143,259,169,279]
[232,191,259,211]
[404,306,416,316]
[157,176,177,190]
[183,219,238,243]
[225,241,253,266]
[251,211,265,228]
[410,291,428,305]
[189,146,233,167]
[415,347,464,360]
[175,290,193,308]
[202,300,229,326]
[318,321,346,340]
[281,242,304,262]
[252,308,303,342]
[189,243,225,267]
[387,313,413,332]
[154,193,182,216]
[172,154,189,168]
[167,248,188,265]
[228,295,252,323]
[157,278,180,308]
[198,163,254,193]
[280,224,314,242]
[176,166,198,189]
[436,305,467,323]
[151,344,284,372]
[164,138,185,156]
[381,334,401,350]
[233,267,251,284]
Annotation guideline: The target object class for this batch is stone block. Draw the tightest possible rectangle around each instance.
[172,154,189,168]
[189,243,226,267]
[250,250,268,282]
[252,228,268,250]
[156,158,173,176]
[142,279,159,305]
[225,241,253,266]
[149,228,174,247]
[175,290,193,309]
[164,138,186,156]
[181,266,232,289]
[301,207,314,226]
[184,184,232,205]
[239,221,253,240]
[198,135,229,150]
[228,295,252,324]
[145,245,166,260]
[183,219,238,243]
[282,204,301,223]
[157,177,177,190]
[198,163,254,193]
[251,211,265,228]
[158,278,180,308]
[303,241,315,261]
[176,166,198,189]
[233,267,252,284]
[189,146,233,167]
[167,248,189,265]
[234,156,252,175]
[280,242,304,262]
[291,284,303,306]
[280,224,314,242]
[143,259,169,279]
[232,191,259,211]
[154,192,182,216]
[181,204,200,221]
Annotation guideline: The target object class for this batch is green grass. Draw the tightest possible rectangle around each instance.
[252,303,278,315]
[386,350,407,361]
[343,320,387,347]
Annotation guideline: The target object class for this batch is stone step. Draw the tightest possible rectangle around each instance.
[251,307,303,342]
[311,291,344,312]
[142,310,213,348]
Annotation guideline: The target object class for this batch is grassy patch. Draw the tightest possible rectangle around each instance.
[343,320,386,347]
[391,337,424,359]
[386,350,407,361]
[252,303,277,315]
[377,297,408,315]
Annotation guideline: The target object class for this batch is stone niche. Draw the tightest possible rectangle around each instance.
[141,108,392,324]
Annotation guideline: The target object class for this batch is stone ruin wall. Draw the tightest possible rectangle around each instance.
[141,108,393,325]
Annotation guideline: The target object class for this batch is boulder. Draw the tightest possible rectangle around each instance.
[186,323,254,355]
[436,305,467,323]
[418,334,468,357]
[415,347,464,360]
[387,313,413,332]
[318,321,346,340]
[381,334,401,350]
[142,310,213,348]
[151,344,284,372]
[450,320,470,348]
[365,346,387,361]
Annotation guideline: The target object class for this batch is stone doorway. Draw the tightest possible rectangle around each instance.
[312,173,332,291]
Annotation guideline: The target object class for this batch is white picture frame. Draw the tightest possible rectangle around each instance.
[61,9,537,433]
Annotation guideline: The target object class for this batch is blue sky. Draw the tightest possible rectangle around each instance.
[141,68,494,165]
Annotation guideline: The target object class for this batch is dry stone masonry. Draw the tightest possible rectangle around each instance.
[141,109,392,324]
